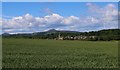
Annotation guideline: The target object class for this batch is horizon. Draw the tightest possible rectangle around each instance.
[1,28,119,35]
[1,2,119,34]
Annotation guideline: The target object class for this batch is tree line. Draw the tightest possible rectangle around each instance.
[2,29,120,41]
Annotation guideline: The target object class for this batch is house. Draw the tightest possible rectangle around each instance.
[58,34,63,40]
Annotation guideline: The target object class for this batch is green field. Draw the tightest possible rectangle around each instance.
[2,38,118,68]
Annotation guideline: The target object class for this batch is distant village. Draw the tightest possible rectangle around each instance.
[54,34,96,40]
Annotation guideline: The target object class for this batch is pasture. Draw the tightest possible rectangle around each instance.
[2,38,118,68]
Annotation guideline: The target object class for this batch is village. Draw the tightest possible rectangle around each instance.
[55,34,96,40]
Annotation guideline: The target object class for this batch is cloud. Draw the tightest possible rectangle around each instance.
[62,16,80,25]
[2,3,118,33]
[86,3,118,29]
[44,8,53,14]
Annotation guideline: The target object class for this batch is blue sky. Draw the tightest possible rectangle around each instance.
[1,2,118,33]
[2,2,93,17]
[2,0,119,2]
[2,2,117,18]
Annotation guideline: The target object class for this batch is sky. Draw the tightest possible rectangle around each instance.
[2,0,119,2]
[1,2,119,34]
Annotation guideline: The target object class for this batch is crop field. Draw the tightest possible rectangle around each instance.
[2,38,118,68]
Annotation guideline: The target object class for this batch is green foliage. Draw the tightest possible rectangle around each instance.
[3,39,118,68]
[2,29,120,41]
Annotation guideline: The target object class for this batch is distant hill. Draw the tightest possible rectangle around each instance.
[34,29,79,34]
[2,33,11,36]
[2,29,120,41]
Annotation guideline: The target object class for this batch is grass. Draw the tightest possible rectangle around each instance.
[2,38,118,68]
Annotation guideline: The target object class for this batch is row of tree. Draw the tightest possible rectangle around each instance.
[2,29,120,41]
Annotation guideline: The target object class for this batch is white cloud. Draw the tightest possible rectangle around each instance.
[44,13,63,24]
[62,16,80,25]
[2,3,118,33]
[87,3,118,29]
